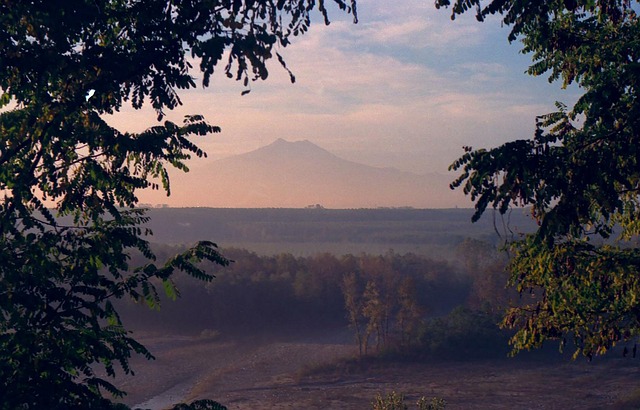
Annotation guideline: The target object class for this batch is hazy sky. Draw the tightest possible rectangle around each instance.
[109,0,580,186]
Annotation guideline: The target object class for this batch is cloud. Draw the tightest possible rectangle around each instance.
[305,1,486,52]
[105,1,573,179]
[364,19,482,50]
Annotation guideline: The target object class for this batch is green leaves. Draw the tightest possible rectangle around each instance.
[503,238,640,358]
[447,0,640,357]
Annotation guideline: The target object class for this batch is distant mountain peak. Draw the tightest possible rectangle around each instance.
[241,138,339,163]
[268,138,321,149]
[270,137,288,145]
[141,138,468,208]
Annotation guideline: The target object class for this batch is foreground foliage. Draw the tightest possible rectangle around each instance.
[0,1,356,408]
[372,391,446,410]
[443,0,640,357]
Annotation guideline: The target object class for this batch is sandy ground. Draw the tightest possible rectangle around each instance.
[114,330,640,410]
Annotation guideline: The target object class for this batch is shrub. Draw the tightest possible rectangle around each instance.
[372,391,446,410]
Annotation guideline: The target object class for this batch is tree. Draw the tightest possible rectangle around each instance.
[442,0,640,358]
[454,238,512,313]
[396,277,424,349]
[0,1,357,408]
[341,272,366,357]
[362,280,384,353]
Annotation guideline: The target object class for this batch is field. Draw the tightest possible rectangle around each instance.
[115,329,640,410]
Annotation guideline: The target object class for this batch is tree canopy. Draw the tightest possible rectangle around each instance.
[0,1,356,408]
[443,0,640,358]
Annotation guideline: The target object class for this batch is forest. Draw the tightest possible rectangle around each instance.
[118,236,516,360]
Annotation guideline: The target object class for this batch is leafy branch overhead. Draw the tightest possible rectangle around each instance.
[444,0,640,358]
[0,1,356,409]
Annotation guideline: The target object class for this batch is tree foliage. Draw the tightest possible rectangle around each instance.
[340,259,426,356]
[0,1,356,408]
[442,0,640,357]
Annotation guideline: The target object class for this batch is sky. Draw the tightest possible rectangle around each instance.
[108,0,581,205]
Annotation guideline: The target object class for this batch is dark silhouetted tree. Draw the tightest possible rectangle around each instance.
[0,1,357,408]
[443,0,640,358]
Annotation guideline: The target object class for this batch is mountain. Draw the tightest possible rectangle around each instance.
[139,139,468,208]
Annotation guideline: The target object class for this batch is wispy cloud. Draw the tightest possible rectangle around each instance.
[106,0,575,179]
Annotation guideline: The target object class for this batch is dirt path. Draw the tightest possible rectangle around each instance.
[116,332,640,410]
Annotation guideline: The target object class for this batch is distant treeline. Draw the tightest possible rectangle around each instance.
[140,208,536,247]
[119,239,515,357]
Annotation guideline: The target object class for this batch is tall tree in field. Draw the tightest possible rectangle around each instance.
[362,280,384,353]
[0,1,357,408]
[443,0,640,358]
[396,277,423,349]
[341,272,366,357]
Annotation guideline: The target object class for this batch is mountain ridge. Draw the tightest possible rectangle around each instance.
[138,139,467,208]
